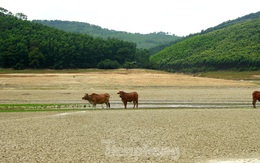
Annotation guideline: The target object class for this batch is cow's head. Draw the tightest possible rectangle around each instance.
[117,91,125,97]
[82,93,91,100]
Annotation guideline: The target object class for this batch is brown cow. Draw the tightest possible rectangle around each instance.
[82,93,110,108]
[117,91,138,109]
[252,91,260,108]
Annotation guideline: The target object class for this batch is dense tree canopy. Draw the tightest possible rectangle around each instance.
[1,7,259,72]
[150,11,260,56]
[150,15,260,72]
[0,9,151,69]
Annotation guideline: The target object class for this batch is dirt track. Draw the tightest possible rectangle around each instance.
[0,69,260,162]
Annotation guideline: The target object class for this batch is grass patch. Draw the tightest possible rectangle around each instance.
[196,70,260,80]
[0,109,84,112]
[0,103,253,112]
[0,103,86,112]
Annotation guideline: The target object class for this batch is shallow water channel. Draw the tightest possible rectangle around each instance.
[74,100,252,109]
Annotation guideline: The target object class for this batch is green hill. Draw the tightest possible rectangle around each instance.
[0,8,151,69]
[150,11,260,56]
[150,13,260,72]
[32,20,181,49]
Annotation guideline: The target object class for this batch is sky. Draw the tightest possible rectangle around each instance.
[1,0,260,36]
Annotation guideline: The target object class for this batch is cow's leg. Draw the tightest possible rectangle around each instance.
[93,101,97,108]
[253,98,256,108]
[133,101,137,108]
[105,102,110,108]
[107,100,110,108]
[136,100,138,108]
[124,101,127,109]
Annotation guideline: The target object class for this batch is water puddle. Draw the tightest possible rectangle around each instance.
[51,111,86,117]
[80,101,251,109]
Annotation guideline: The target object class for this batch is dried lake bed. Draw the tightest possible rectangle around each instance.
[0,69,260,162]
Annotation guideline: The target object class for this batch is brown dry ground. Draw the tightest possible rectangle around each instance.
[0,69,260,162]
[0,69,257,105]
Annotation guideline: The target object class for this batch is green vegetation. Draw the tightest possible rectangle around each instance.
[150,12,260,72]
[32,20,181,49]
[0,103,87,112]
[0,8,152,70]
[1,7,259,73]
[196,71,260,80]
[150,11,260,55]
[0,103,60,111]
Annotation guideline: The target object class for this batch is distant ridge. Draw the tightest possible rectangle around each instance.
[32,20,181,49]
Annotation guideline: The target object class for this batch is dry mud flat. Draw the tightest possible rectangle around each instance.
[0,69,260,162]
[1,109,260,162]
[0,69,258,106]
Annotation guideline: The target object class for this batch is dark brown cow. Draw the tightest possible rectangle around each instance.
[82,93,110,108]
[252,91,260,108]
[117,91,138,109]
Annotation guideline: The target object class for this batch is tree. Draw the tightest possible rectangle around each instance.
[97,59,120,69]
[28,47,45,68]
[0,11,153,69]
[15,13,27,20]
[0,7,9,15]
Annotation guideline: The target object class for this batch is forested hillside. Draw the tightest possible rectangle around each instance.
[150,14,260,72]
[150,11,260,55]
[0,8,152,69]
[2,6,259,72]
[32,20,181,49]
